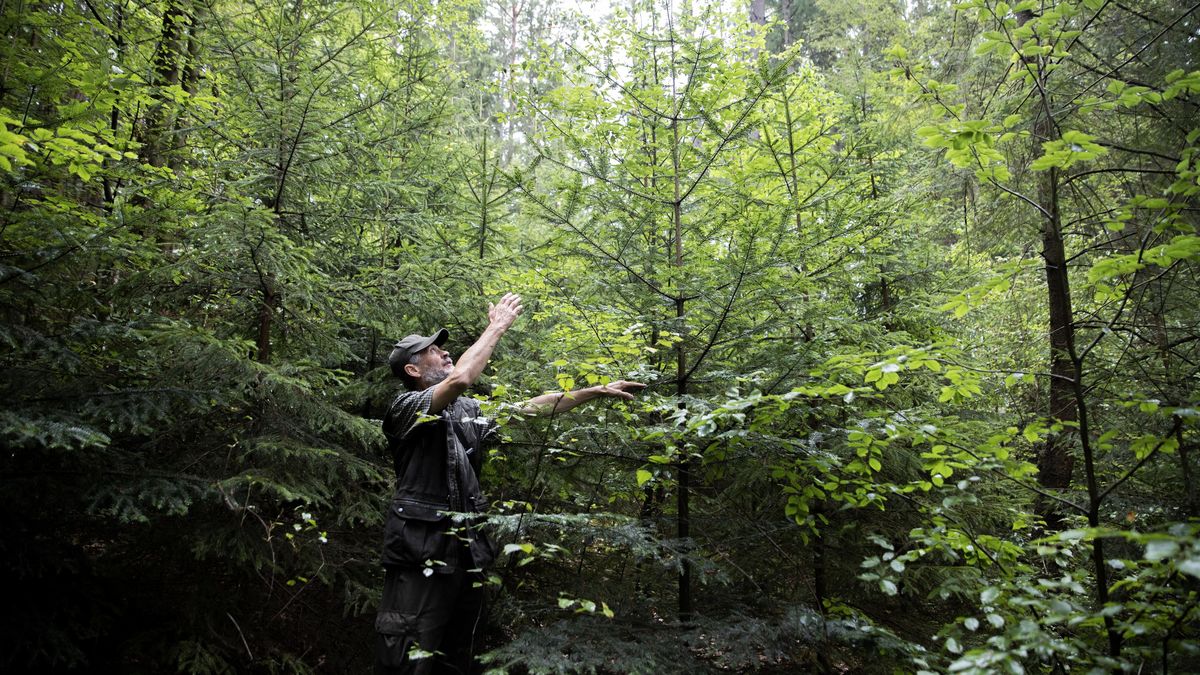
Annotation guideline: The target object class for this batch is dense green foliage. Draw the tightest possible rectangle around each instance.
[1,0,1197,672]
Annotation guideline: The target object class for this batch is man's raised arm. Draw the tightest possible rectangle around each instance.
[428,293,523,413]
[520,380,646,416]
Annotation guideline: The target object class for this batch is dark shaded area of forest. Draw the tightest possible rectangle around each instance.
[1,0,1198,672]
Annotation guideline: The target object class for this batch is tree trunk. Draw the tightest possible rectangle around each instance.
[781,93,814,340]
[102,1,126,207]
[862,125,894,329]
[139,0,188,169]
[503,1,523,165]
[256,278,277,364]
[781,0,793,50]
[749,0,766,26]
[169,6,202,172]
[671,113,692,623]
[1019,7,1120,659]
[479,134,490,259]
[1033,155,1078,528]
[1017,9,1077,528]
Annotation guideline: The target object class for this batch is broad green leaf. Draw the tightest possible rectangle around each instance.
[1145,539,1179,561]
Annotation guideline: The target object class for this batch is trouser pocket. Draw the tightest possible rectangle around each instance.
[374,610,419,670]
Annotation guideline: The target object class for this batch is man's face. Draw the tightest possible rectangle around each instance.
[411,344,453,388]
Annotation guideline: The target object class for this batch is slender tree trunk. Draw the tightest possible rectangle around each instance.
[862,122,894,328]
[140,0,187,169]
[781,0,793,50]
[479,134,490,259]
[1177,425,1197,518]
[256,279,277,364]
[1016,9,1077,528]
[361,328,378,416]
[749,0,766,61]
[1148,264,1196,515]
[634,483,665,597]
[811,500,834,673]
[781,93,814,340]
[102,1,126,207]
[1038,162,1077,503]
[1034,169,1078,525]
[671,113,692,623]
[749,0,766,24]
[1018,8,1119,658]
[811,504,827,610]
[169,6,202,172]
[503,1,523,165]
[1072,352,1120,656]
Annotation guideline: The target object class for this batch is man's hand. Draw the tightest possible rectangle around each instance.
[594,380,647,401]
[488,292,523,332]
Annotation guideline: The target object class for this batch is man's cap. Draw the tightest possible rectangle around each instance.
[388,328,449,371]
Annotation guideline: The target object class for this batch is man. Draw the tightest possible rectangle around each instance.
[374,292,645,674]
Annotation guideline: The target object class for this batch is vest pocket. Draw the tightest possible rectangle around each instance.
[391,496,449,522]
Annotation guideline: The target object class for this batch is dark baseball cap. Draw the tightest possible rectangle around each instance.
[388,328,449,373]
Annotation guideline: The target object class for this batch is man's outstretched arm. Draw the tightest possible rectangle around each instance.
[520,380,646,416]
[429,293,523,413]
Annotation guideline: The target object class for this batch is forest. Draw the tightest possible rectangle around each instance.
[1,0,1197,672]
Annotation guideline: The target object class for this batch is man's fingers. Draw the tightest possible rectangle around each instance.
[488,294,523,329]
[497,293,522,310]
[599,382,644,400]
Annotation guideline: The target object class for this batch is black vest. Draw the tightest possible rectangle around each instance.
[381,396,497,570]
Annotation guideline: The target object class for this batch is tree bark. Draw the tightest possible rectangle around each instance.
[1037,163,1077,503]
[671,111,692,623]
[139,0,188,169]
[1017,9,1078,528]
[256,278,277,364]
[479,134,491,259]
[750,0,766,26]
[169,6,202,172]
[102,1,126,207]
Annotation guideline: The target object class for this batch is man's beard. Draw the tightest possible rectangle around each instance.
[422,365,452,388]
